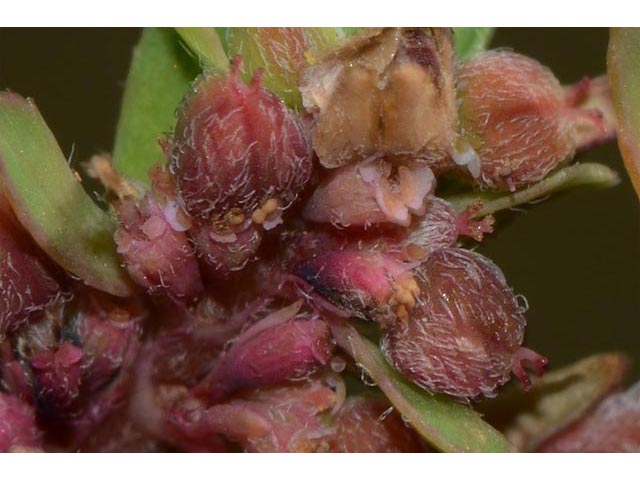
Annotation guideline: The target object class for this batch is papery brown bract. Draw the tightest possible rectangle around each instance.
[539,381,640,452]
[456,50,577,191]
[382,248,546,399]
[302,28,456,171]
[0,392,42,452]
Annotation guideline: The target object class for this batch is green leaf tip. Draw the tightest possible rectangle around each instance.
[0,91,133,297]
[330,319,514,453]
[608,28,640,200]
[175,28,229,73]
[479,353,629,452]
[453,28,495,61]
[113,27,199,186]
[215,28,350,110]
[447,162,621,217]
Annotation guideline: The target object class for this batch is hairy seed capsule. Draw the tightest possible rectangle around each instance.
[170,59,312,276]
[327,395,424,452]
[456,50,577,191]
[0,392,42,452]
[0,200,62,337]
[381,248,546,399]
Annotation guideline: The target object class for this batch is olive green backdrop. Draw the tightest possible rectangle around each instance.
[0,28,638,378]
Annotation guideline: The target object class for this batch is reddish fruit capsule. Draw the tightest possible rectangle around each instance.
[327,395,424,452]
[170,58,312,276]
[382,248,547,399]
[456,50,578,191]
[0,392,42,452]
[9,292,141,424]
[0,200,62,337]
[192,302,334,403]
[168,378,337,452]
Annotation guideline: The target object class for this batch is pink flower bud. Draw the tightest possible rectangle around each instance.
[192,302,334,403]
[303,160,435,228]
[114,185,203,305]
[295,250,414,320]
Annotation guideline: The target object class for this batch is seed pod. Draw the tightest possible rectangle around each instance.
[381,248,547,399]
[0,392,42,452]
[0,198,63,337]
[456,50,578,191]
[192,302,334,403]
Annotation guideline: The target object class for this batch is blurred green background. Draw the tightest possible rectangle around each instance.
[0,28,638,378]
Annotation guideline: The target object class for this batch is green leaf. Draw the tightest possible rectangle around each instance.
[479,353,629,452]
[174,28,229,73]
[446,162,620,216]
[329,319,514,452]
[216,28,348,110]
[0,92,133,297]
[112,28,199,186]
[453,28,495,61]
[608,28,640,200]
